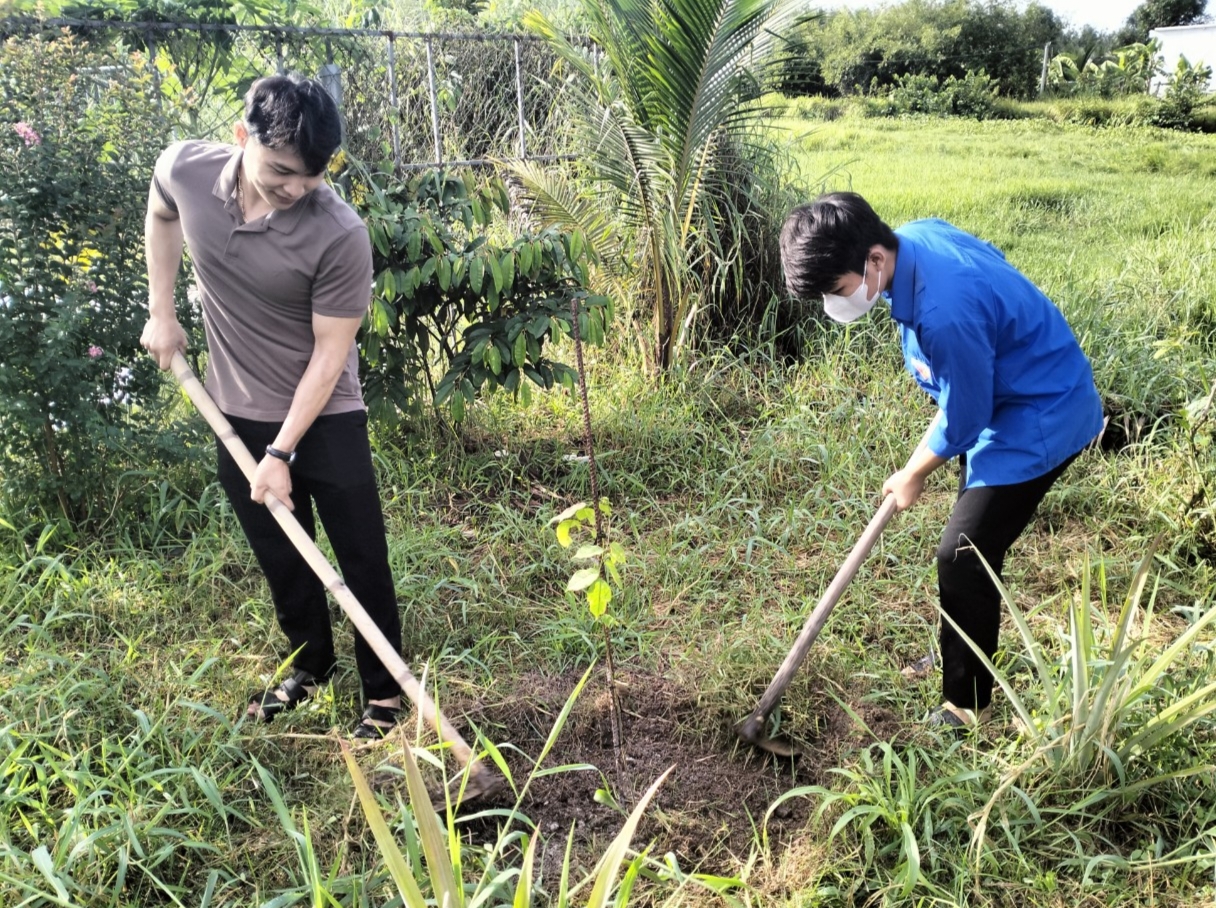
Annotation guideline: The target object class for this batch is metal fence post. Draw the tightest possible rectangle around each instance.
[386,33,402,172]
[514,38,527,160]
[425,36,443,166]
[276,34,285,75]
[145,31,162,110]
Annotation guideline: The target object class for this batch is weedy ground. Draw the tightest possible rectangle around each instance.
[2,116,1215,906]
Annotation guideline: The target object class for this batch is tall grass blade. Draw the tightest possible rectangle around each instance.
[585,767,673,908]
[339,741,429,908]
[30,846,70,901]
[1128,592,1216,702]
[401,741,463,908]
[512,833,538,908]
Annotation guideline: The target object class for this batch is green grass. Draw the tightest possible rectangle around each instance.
[4,116,1216,906]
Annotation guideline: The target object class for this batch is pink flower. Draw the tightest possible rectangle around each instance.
[86,281,98,294]
[88,346,103,359]
[13,122,41,147]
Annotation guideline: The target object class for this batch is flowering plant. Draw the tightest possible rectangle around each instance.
[0,34,202,525]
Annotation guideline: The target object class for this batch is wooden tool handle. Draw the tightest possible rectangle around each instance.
[170,352,479,772]
[740,495,898,735]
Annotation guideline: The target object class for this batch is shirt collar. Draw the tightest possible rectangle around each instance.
[889,232,917,324]
[211,145,309,234]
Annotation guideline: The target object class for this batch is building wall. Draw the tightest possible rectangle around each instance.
[1149,24,1216,95]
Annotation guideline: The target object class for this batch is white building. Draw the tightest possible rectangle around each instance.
[1148,23,1216,95]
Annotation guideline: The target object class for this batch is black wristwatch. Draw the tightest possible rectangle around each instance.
[265,445,296,466]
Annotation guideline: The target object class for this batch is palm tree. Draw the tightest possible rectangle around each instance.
[513,0,799,373]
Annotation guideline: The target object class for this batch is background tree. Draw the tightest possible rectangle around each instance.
[1117,0,1208,45]
[781,0,1067,99]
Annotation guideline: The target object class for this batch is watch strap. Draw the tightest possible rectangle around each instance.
[265,445,296,465]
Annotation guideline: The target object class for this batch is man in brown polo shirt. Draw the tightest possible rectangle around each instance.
[140,74,404,738]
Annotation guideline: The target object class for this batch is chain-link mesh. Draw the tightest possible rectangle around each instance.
[1,18,576,170]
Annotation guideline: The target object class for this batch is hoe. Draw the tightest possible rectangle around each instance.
[737,495,897,756]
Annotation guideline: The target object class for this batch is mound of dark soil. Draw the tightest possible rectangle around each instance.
[445,669,904,883]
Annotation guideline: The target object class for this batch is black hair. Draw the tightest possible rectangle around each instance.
[243,74,342,176]
[779,192,899,299]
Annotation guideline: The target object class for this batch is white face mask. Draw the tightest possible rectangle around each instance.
[823,260,882,323]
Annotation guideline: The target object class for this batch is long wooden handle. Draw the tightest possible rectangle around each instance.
[742,495,897,731]
[170,352,478,771]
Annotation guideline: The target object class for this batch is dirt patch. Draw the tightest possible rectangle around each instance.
[441,669,904,882]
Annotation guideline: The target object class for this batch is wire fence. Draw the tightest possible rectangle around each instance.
[3,17,580,171]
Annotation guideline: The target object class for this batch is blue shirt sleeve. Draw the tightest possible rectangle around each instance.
[920,288,997,461]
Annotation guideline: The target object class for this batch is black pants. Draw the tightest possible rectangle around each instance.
[938,450,1081,710]
[217,410,403,702]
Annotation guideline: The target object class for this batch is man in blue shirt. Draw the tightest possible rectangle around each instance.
[780,192,1104,729]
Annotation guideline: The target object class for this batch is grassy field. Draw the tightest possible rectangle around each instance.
[3,115,1216,907]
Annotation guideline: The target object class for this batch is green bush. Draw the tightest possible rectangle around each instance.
[1149,56,1214,131]
[886,72,942,114]
[350,167,610,425]
[1191,95,1216,132]
[882,69,999,119]
[785,94,848,121]
[1038,95,1152,126]
[0,34,203,526]
[944,69,1000,119]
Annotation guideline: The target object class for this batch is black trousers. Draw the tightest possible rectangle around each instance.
[217,410,403,702]
[938,450,1081,710]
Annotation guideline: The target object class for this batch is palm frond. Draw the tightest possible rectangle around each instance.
[507,160,626,281]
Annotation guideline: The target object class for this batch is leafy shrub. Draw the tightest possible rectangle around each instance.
[944,69,1000,119]
[886,72,942,114]
[351,167,610,425]
[883,69,998,119]
[785,94,848,121]
[1149,56,1214,131]
[0,33,202,526]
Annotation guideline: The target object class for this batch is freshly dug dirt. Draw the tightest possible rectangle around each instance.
[445,668,905,884]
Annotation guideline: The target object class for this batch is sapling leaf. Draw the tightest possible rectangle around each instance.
[573,544,604,561]
[552,501,588,524]
[605,560,622,585]
[567,567,600,592]
[587,579,612,616]
[556,520,576,548]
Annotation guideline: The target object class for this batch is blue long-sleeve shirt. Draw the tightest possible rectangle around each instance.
[888,219,1104,488]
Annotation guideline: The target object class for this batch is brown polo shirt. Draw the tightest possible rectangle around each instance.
[152,140,371,421]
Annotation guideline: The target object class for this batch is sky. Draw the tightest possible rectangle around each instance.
[1030,0,1140,31]
[827,0,1143,33]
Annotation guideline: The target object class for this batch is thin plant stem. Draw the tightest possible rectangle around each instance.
[569,294,625,767]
